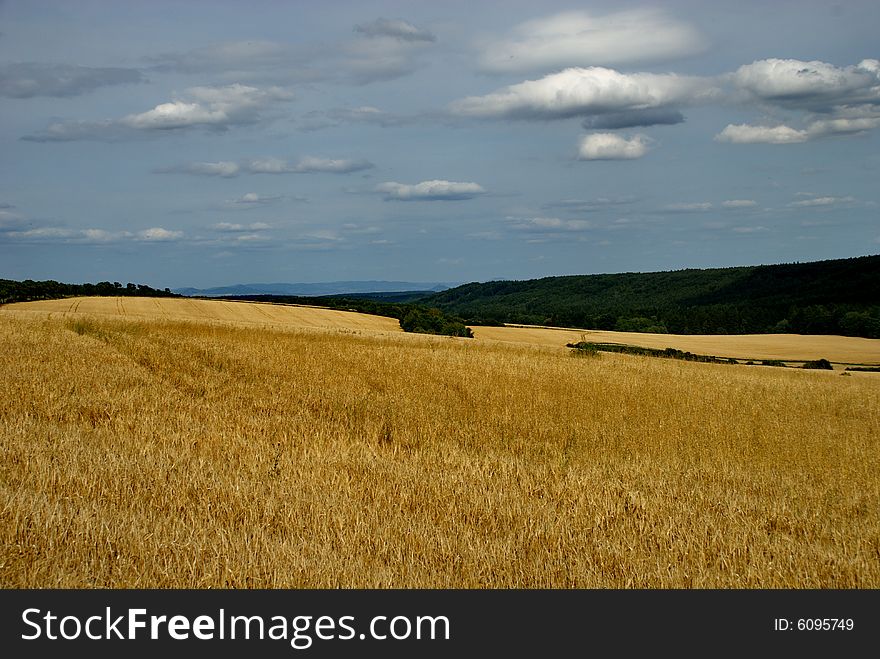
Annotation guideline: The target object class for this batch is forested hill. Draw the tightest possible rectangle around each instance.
[422,255,880,338]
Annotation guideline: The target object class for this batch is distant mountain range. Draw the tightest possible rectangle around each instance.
[173,281,457,297]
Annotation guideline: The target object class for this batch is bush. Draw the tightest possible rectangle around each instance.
[802,359,833,370]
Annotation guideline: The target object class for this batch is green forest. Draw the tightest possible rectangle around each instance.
[419,255,880,338]
[0,279,176,305]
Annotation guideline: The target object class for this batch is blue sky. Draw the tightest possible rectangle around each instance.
[1,0,878,288]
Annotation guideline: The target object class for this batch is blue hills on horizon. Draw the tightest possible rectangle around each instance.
[172,281,458,297]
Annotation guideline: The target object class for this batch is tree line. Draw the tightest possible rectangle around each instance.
[0,279,176,305]
[421,255,880,338]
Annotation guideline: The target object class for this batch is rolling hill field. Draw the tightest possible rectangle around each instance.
[472,325,880,366]
[4,296,401,333]
[1,297,878,588]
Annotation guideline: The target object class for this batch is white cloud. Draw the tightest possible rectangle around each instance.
[25,84,292,140]
[732,58,880,109]
[2,221,184,244]
[121,84,291,131]
[714,123,809,144]
[136,227,184,241]
[578,133,651,160]
[789,196,855,208]
[718,59,880,145]
[478,9,706,74]
[244,157,291,174]
[450,67,715,120]
[663,202,713,212]
[162,161,241,177]
[722,199,757,209]
[292,157,375,173]
[354,18,435,42]
[377,180,486,201]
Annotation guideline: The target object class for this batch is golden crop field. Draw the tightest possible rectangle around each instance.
[7,296,401,334]
[1,299,879,588]
[473,325,880,366]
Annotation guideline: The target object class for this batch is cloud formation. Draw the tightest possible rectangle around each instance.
[24,84,292,141]
[663,202,713,212]
[732,58,880,110]
[507,216,593,233]
[718,58,880,144]
[157,161,241,177]
[789,195,855,208]
[354,18,435,42]
[450,67,715,120]
[2,223,183,244]
[478,9,706,74]
[377,180,486,201]
[291,157,375,174]
[0,62,145,98]
[578,133,651,160]
[160,156,373,177]
[714,123,808,144]
[722,199,757,209]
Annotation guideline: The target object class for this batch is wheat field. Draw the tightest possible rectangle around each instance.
[1,299,879,588]
[7,296,401,333]
[473,325,880,366]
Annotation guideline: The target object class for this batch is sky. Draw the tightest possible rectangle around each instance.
[1,0,878,289]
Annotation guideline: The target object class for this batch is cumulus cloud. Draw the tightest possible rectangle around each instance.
[354,18,435,42]
[578,133,651,160]
[23,84,292,141]
[376,180,486,201]
[450,67,715,120]
[732,58,880,110]
[722,199,757,209]
[291,157,375,173]
[121,84,291,131]
[478,9,706,74]
[0,62,145,98]
[714,123,809,144]
[718,59,880,144]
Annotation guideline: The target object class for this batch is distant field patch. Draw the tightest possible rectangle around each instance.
[472,325,880,366]
[2,296,402,334]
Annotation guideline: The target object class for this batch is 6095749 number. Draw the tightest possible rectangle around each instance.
[774,618,854,631]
